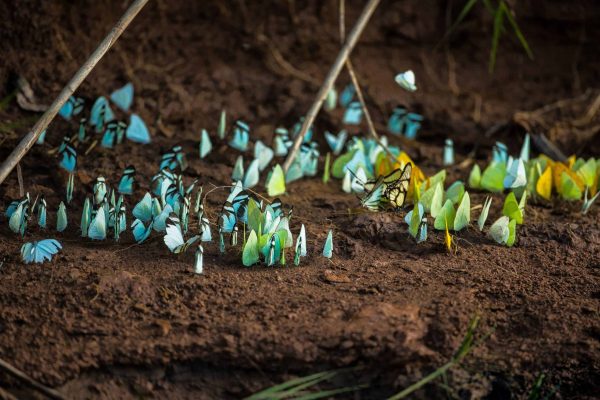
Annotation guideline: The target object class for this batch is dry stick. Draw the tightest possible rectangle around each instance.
[0,358,64,400]
[282,0,381,173]
[339,0,396,163]
[0,0,150,186]
[16,163,24,197]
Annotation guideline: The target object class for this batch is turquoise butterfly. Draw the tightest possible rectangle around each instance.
[58,96,84,120]
[21,239,62,264]
[229,120,250,151]
[118,166,136,195]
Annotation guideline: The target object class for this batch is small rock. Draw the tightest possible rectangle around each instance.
[322,269,351,284]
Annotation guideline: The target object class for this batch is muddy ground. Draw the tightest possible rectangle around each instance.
[0,0,599,398]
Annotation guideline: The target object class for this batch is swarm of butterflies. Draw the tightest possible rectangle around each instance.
[5,71,599,268]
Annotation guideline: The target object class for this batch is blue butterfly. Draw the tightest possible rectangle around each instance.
[110,83,134,112]
[90,97,115,132]
[292,118,314,143]
[387,107,407,135]
[229,120,250,151]
[58,137,77,172]
[343,101,363,125]
[285,161,304,183]
[36,130,47,145]
[126,114,151,144]
[88,206,107,240]
[58,96,84,120]
[243,159,260,189]
[160,145,187,171]
[339,84,356,108]
[101,121,127,148]
[325,130,348,155]
[273,127,291,156]
[93,177,108,206]
[493,142,508,164]
[118,166,136,195]
[219,202,237,234]
[164,216,200,254]
[403,113,424,140]
[299,143,319,177]
[21,239,62,264]
[443,139,454,166]
[7,195,30,236]
[78,118,87,142]
[194,245,204,274]
[36,196,47,229]
[254,140,274,171]
[199,129,212,159]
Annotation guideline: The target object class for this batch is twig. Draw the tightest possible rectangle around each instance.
[282,0,381,173]
[0,0,150,186]
[0,358,65,400]
[339,0,396,163]
[257,34,320,86]
[0,386,18,400]
[16,163,24,197]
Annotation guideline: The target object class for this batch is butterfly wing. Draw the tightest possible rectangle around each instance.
[322,230,333,258]
[266,165,286,197]
[200,129,213,158]
[126,114,151,144]
[132,219,153,243]
[243,159,260,189]
[110,83,134,111]
[132,193,153,223]
[164,221,185,252]
[88,208,107,240]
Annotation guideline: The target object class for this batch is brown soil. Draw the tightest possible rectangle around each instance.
[0,1,599,398]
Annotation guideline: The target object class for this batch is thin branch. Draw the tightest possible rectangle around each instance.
[282,0,381,173]
[0,358,64,400]
[0,0,150,186]
[340,0,396,162]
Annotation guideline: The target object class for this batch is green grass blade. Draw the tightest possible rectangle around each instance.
[488,2,505,73]
[502,1,534,60]
[388,362,454,400]
[245,371,338,400]
[527,373,546,400]
[294,384,368,400]
[439,0,480,44]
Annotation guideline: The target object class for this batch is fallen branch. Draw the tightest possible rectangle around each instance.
[0,358,65,400]
[0,0,150,186]
[282,0,381,173]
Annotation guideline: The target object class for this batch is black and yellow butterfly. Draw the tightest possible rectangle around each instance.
[383,163,412,210]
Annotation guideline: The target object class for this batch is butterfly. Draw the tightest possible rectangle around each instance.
[110,82,134,112]
[93,176,108,205]
[285,160,304,183]
[58,96,84,120]
[387,107,407,135]
[443,139,454,166]
[481,162,506,193]
[218,109,227,140]
[194,245,204,274]
[299,142,319,177]
[489,216,516,247]
[263,233,284,266]
[582,187,600,214]
[492,142,509,164]
[36,196,47,229]
[219,202,237,234]
[266,164,286,197]
[433,200,456,231]
[520,133,530,162]
[254,140,274,171]
[90,97,115,132]
[101,120,127,148]
[453,192,471,231]
[322,230,333,258]
[405,203,427,243]
[477,197,492,231]
[118,166,136,195]
[77,118,87,142]
[382,163,412,210]
[21,239,62,264]
[395,70,417,92]
[229,120,250,151]
[273,127,292,156]
[242,230,260,266]
[56,201,68,232]
[502,192,524,224]
[65,172,75,204]
[36,130,47,145]
[88,206,107,240]
[232,155,245,181]
[164,216,200,254]
[7,195,30,236]
[292,117,314,143]
[325,130,348,155]
[243,159,260,189]
[403,113,424,140]
[503,158,527,189]
[80,197,91,237]
[58,136,77,172]
[468,164,481,189]
[294,225,306,266]
[339,84,356,108]
[199,129,212,159]
[126,114,151,144]
[160,145,187,171]
[321,86,337,111]
[343,101,363,125]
